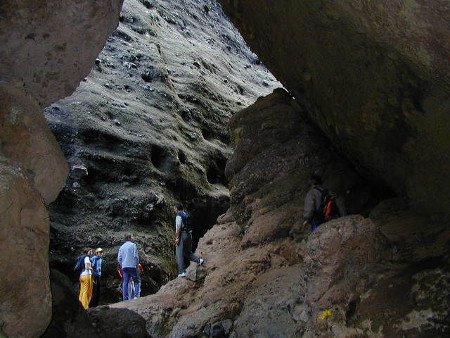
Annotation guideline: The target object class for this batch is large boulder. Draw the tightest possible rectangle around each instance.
[0,0,124,336]
[0,157,51,337]
[0,0,124,107]
[0,85,68,204]
[219,0,450,218]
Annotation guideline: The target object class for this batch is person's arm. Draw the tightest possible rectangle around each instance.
[118,246,123,265]
[175,215,182,245]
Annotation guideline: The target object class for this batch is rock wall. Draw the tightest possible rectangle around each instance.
[110,90,449,336]
[0,0,123,336]
[0,0,124,108]
[218,0,450,218]
[44,0,279,302]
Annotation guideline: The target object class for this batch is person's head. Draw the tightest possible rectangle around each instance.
[82,247,90,255]
[125,234,133,242]
[174,202,184,213]
[309,174,322,187]
[95,248,103,256]
[87,248,94,256]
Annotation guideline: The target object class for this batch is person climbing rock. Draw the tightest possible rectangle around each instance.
[118,234,140,300]
[78,248,94,309]
[174,202,204,277]
[303,175,341,231]
[89,247,103,307]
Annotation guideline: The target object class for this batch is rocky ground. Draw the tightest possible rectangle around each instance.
[44,0,278,303]
[110,90,450,338]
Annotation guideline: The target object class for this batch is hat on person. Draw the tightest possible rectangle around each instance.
[95,248,103,253]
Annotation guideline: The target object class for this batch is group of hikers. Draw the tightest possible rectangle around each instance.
[76,202,204,309]
[76,175,338,309]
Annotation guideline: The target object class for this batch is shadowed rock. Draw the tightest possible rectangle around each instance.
[0,1,124,336]
[219,0,450,218]
[109,89,449,337]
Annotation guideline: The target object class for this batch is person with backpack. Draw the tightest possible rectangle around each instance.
[117,234,140,300]
[89,247,103,307]
[174,202,204,278]
[75,248,94,309]
[303,175,341,231]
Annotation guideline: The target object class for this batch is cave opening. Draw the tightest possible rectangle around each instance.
[189,197,230,251]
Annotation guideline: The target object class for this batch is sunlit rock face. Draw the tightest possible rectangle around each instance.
[0,1,123,336]
[44,0,279,302]
[219,0,450,218]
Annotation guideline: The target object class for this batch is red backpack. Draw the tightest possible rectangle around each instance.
[315,187,340,222]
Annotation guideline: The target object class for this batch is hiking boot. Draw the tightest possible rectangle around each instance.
[199,258,204,266]
[178,272,186,278]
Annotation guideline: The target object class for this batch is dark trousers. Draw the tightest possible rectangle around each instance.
[89,275,101,307]
[176,231,200,274]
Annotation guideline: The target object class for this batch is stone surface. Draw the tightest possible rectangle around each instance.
[89,306,149,338]
[42,269,150,338]
[226,89,387,232]
[42,270,97,338]
[44,0,279,302]
[0,157,51,338]
[0,1,124,336]
[0,0,124,107]
[0,85,68,204]
[110,89,449,337]
[219,0,450,218]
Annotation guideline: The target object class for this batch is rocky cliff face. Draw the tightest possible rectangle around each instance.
[0,1,123,336]
[111,90,449,337]
[1,0,448,336]
[44,0,278,302]
[219,0,450,218]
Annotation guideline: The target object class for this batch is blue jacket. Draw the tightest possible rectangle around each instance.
[90,255,103,276]
[118,241,139,269]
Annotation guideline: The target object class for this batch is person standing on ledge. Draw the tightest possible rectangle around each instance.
[174,202,203,277]
[118,234,140,300]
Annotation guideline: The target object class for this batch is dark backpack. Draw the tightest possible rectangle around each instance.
[315,187,340,223]
[74,254,86,273]
[179,211,193,232]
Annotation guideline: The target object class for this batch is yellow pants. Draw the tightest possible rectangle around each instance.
[79,274,93,309]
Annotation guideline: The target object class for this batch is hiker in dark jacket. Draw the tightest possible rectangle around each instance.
[303,175,326,231]
[174,203,203,277]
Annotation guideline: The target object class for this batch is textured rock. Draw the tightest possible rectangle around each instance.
[0,0,124,107]
[42,270,97,338]
[89,306,149,338]
[219,0,450,218]
[0,157,51,338]
[42,269,150,338]
[0,1,124,336]
[44,0,279,302]
[226,88,385,231]
[0,85,68,204]
[110,89,449,337]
